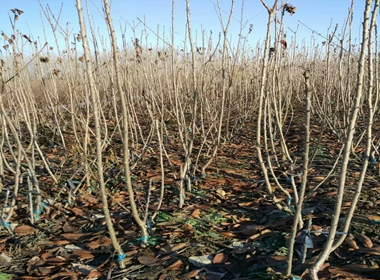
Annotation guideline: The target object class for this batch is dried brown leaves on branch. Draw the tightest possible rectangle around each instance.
[52,69,60,76]
[10,8,23,21]
[22,34,32,43]
[134,38,143,63]
[280,39,287,49]
[1,32,9,41]
[40,57,49,63]
[10,8,24,15]
[248,23,253,34]
[284,3,296,15]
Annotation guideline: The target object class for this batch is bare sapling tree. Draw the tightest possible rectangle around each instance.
[259,3,295,211]
[201,0,235,175]
[224,0,243,139]
[102,0,149,247]
[168,0,187,208]
[257,0,291,212]
[308,0,378,278]
[74,0,126,268]
[179,0,198,195]
[267,5,295,165]
[286,69,312,275]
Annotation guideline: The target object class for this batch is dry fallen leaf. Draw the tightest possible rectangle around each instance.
[311,176,325,182]
[41,251,54,261]
[366,215,380,222]
[221,232,237,238]
[63,222,80,233]
[14,225,37,236]
[44,256,67,265]
[357,234,373,248]
[184,269,201,278]
[71,207,85,216]
[328,264,380,279]
[60,233,86,241]
[358,247,380,256]
[216,188,226,197]
[345,234,359,250]
[158,242,189,255]
[71,250,95,260]
[166,259,183,270]
[137,255,162,266]
[87,270,103,279]
[241,225,266,236]
[213,252,228,264]
[190,209,201,219]
[249,229,272,240]
[72,263,97,276]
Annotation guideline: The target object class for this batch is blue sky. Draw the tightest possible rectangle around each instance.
[0,0,366,54]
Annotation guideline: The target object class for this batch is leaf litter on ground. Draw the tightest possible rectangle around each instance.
[0,119,380,279]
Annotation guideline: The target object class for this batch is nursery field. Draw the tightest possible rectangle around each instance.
[0,0,380,279]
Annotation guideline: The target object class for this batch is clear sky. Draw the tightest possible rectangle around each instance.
[0,0,367,55]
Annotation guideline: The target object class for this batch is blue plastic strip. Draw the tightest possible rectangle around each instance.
[3,221,12,232]
[34,208,42,221]
[286,196,292,204]
[117,253,126,261]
